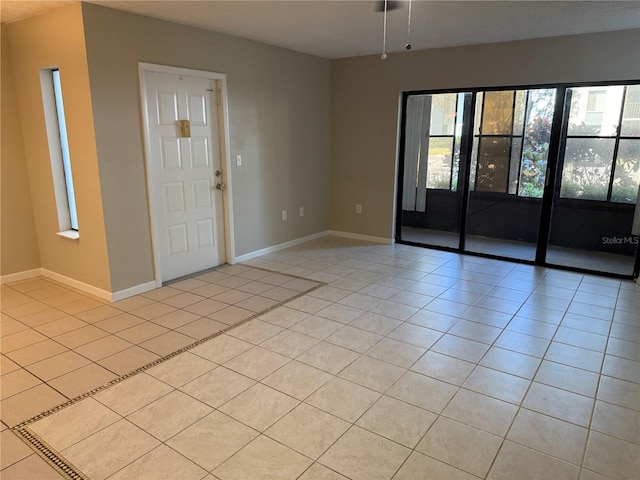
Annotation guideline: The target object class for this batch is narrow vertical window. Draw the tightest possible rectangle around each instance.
[41,67,79,235]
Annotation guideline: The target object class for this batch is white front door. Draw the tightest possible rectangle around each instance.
[143,71,226,282]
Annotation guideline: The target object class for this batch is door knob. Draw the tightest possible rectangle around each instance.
[216,183,225,190]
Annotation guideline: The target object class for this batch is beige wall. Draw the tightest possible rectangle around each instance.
[330,29,640,239]
[7,4,112,290]
[1,25,41,276]
[81,4,331,292]
[8,4,636,292]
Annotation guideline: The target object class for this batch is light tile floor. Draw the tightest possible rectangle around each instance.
[1,235,639,480]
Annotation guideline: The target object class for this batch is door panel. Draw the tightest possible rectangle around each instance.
[145,72,225,282]
[399,92,471,249]
[547,85,640,275]
[464,88,556,261]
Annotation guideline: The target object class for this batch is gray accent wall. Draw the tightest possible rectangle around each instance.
[81,3,331,292]
[330,29,640,239]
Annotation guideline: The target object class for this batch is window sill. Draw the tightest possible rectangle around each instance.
[57,230,79,240]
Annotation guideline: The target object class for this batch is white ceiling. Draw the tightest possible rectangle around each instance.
[2,1,640,59]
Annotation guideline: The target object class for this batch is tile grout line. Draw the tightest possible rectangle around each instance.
[11,428,89,480]
[387,264,549,480]
[10,252,495,478]
[4,244,637,480]
[481,272,580,479]
[8,266,326,480]
[13,276,324,431]
[575,278,620,479]
[4,265,325,428]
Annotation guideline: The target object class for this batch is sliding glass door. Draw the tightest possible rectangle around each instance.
[400,92,471,249]
[465,88,556,261]
[547,85,640,275]
[397,82,640,278]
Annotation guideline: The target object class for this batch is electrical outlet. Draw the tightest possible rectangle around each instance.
[236,154,242,166]
[356,204,362,214]
[299,207,305,217]
[282,210,287,221]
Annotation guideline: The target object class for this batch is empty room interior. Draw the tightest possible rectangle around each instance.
[1,1,639,479]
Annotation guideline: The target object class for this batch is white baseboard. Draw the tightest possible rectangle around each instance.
[232,229,394,264]
[0,268,42,284]
[233,230,330,264]
[112,281,157,302]
[3,267,158,302]
[328,230,394,245]
[42,269,112,301]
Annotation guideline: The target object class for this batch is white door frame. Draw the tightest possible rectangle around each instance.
[138,62,236,287]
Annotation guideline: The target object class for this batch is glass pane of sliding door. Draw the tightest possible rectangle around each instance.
[465,88,556,261]
[399,92,471,249]
[547,84,640,275]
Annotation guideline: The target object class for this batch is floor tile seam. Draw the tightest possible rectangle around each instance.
[544,334,609,355]
[11,427,87,480]
[108,438,210,479]
[309,411,419,471]
[311,424,416,478]
[173,360,258,401]
[3,305,135,344]
[122,401,220,451]
[4,278,100,306]
[3,268,323,402]
[8,255,632,476]
[0,435,36,473]
[1,364,72,405]
[206,430,312,475]
[128,264,315,309]
[575,312,622,478]
[172,424,251,473]
[3,317,168,382]
[530,371,608,404]
[601,360,640,385]
[1,360,90,401]
[577,429,640,480]
[386,310,459,357]
[403,448,488,479]
[591,394,640,418]
[440,301,553,396]
[282,321,365,375]
[600,349,640,369]
[111,378,214,425]
[502,301,597,476]
[260,412,351,463]
[20,279,110,309]
[251,382,351,427]
[377,350,470,464]
[500,407,594,468]
[450,309,564,477]
[8,277,326,431]
[387,353,522,480]
[25,413,198,480]
[6,275,328,479]
[252,357,335,401]
[4,320,146,366]
[298,462,346,480]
